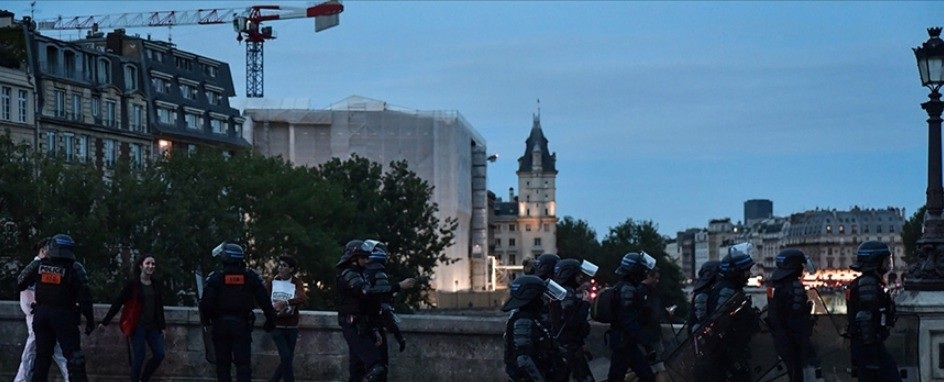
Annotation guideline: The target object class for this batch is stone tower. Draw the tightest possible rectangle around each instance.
[515,113,558,257]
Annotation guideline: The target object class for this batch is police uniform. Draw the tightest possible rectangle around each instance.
[846,241,901,382]
[199,243,276,382]
[767,249,817,382]
[16,234,93,382]
[607,253,656,382]
[336,240,388,382]
[550,259,593,382]
[702,251,759,382]
[502,275,566,382]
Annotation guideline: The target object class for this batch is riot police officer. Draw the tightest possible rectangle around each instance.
[702,246,760,382]
[337,239,401,382]
[767,248,819,382]
[551,258,596,382]
[846,241,901,382]
[199,242,276,382]
[16,234,94,382]
[361,241,416,381]
[532,253,561,280]
[607,252,656,382]
[687,260,721,334]
[502,274,567,381]
[687,260,721,382]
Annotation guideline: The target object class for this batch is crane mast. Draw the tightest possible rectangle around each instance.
[36,1,343,98]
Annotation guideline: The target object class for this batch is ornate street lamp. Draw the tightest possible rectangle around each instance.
[905,27,944,291]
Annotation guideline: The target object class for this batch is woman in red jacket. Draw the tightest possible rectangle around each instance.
[100,254,166,382]
[265,254,308,382]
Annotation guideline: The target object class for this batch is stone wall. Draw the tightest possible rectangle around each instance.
[0,300,921,382]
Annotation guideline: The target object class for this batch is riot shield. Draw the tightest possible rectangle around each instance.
[664,292,785,382]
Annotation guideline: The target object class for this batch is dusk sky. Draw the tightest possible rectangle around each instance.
[10,1,943,238]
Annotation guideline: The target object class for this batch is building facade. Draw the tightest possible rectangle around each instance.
[491,114,558,286]
[243,96,489,292]
[0,16,247,168]
[781,206,907,273]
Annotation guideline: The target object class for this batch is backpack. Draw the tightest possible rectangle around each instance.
[590,283,621,324]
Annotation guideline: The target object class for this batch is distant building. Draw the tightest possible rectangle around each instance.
[744,199,773,226]
[491,114,559,287]
[0,17,247,168]
[782,206,907,273]
[243,96,489,292]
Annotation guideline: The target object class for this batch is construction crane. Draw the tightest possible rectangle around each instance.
[35,1,344,98]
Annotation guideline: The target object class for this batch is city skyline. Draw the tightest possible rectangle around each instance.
[9,1,940,237]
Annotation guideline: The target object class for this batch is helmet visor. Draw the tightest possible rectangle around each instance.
[580,260,599,277]
[641,251,657,270]
[804,256,817,274]
[211,242,225,257]
[360,240,382,254]
[544,279,567,301]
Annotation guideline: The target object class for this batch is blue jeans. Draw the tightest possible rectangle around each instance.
[268,327,299,382]
[130,325,165,382]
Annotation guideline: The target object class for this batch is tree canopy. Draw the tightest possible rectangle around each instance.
[0,132,455,310]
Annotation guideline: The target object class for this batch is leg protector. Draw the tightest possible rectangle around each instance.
[67,350,89,382]
[362,363,387,382]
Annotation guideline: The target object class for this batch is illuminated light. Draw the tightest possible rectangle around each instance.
[158,139,171,148]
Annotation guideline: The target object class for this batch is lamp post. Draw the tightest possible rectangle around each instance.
[905,27,944,291]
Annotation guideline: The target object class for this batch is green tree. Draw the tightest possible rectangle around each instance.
[902,205,925,267]
[0,132,38,300]
[376,160,457,310]
[600,219,688,323]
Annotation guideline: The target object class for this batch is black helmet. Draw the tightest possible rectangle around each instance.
[692,260,722,290]
[368,242,389,265]
[852,241,891,273]
[720,252,754,280]
[501,275,546,312]
[554,258,582,284]
[46,234,75,260]
[771,248,807,281]
[212,242,245,264]
[336,239,365,267]
[615,252,656,280]
[533,253,560,280]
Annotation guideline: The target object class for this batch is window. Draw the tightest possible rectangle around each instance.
[534,238,541,246]
[202,63,218,77]
[103,139,116,167]
[123,65,137,91]
[70,93,81,121]
[543,224,550,232]
[130,143,142,168]
[45,131,56,154]
[152,77,172,94]
[104,100,117,128]
[525,224,532,232]
[890,225,896,233]
[526,209,530,216]
[509,254,517,265]
[175,56,193,71]
[0,87,10,120]
[877,225,883,234]
[206,90,222,105]
[839,225,845,234]
[131,104,144,132]
[53,90,65,117]
[826,225,832,234]
[180,83,198,100]
[509,239,516,247]
[96,59,111,83]
[17,90,27,122]
[64,51,76,79]
[45,46,58,74]
[77,135,88,163]
[185,112,202,129]
[157,107,176,125]
[495,239,501,247]
[508,224,516,232]
[91,97,100,118]
[62,134,74,162]
[210,118,225,134]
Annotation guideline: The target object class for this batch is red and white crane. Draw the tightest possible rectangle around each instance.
[36,1,344,98]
